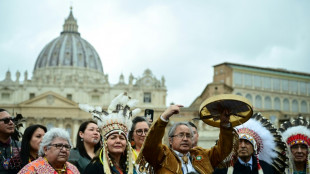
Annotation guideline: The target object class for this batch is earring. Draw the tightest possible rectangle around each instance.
[130,140,135,146]
[81,138,84,142]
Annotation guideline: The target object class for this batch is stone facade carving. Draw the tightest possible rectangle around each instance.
[0,9,167,146]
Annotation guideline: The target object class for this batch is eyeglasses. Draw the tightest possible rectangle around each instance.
[171,133,192,139]
[49,143,71,151]
[135,128,149,136]
[0,117,14,124]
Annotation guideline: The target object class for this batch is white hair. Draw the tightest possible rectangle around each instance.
[38,128,72,157]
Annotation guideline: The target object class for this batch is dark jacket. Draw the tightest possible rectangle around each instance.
[213,155,276,174]
[83,160,137,174]
[68,149,91,173]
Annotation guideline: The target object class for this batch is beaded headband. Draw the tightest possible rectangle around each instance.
[238,129,261,153]
[235,113,288,173]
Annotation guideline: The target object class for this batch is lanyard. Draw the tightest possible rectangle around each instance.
[0,144,13,170]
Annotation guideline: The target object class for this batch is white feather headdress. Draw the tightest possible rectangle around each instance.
[280,117,310,147]
[79,92,141,138]
[280,116,310,174]
[79,92,139,174]
[236,113,287,173]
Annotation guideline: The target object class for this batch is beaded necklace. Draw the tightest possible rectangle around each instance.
[44,157,67,174]
[0,144,12,170]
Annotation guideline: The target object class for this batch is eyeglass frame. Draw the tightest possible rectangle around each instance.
[135,128,149,136]
[48,143,72,151]
[170,133,193,139]
[0,117,15,124]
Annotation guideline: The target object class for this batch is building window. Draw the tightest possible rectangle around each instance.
[301,101,308,113]
[274,97,281,110]
[273,78,280,91]
[269,115,277,125]
[1,93,10,100]
[264,96,272,109]
[292,100,298,112]
[66,94,72,100]
[91,95,100,102]
[144,93,152,103]
[66,124,72,137]
[283,99,290,111]
[255,95,262,109]
[245,94,253,103]
[290,81,298,94]
[244,74,252,87]
[233,72,242,86]
[29,93,35,99]
[254,75,262,88]
[308,83,310,96]
[47,123,54,131]
[263,77,271,90]
[236,92,242,96]
[282,80,289,91]
[300,82,307,94]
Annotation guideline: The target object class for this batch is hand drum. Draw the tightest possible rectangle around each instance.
[199,94,253,127]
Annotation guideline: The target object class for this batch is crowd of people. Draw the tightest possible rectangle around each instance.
[0,93,309,174]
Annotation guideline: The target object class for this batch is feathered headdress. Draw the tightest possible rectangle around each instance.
[79,92,141,174]
[79,92,141,138]
[235,113,287,173]
[279,116,310,173]
[12,113,26,141]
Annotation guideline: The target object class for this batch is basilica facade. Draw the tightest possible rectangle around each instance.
[1,9,310,148]
[0,9,167,145]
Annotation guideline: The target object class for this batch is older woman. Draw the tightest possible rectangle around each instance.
[68,120,101,173]
[18,128,79,174]
[8,124,47,173]
[80,92,139,174]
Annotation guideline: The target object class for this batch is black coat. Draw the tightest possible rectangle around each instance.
[213,156,277,174]
[83,160,137,174]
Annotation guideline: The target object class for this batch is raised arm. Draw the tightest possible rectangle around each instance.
[139,105,183,168]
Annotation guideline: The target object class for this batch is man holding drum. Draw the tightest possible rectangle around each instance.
[137,95,243,174]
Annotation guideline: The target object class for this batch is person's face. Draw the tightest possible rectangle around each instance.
[0,111,15,135]
[30,128,46,153]
[44,137,71,166]
[80,123,100,146]
[169,125,192,154]
[107,133,127,156]
[291,144,308,163]
[191,127,199,147]
[133,121,149,149]
[238,139,254,161]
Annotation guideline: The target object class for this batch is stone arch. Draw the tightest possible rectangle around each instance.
[274,97,281,110]
[255,95,262,109]
[301,101,308,113]
[236,92,242,96]
[245,94,253,104]
[283,98,290,111]
[264,96,272,109]
[292,100,298,112]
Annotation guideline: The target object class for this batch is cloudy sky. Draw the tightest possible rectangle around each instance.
[0,0,309,107]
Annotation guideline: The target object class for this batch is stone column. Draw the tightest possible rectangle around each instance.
[72,118,80,147]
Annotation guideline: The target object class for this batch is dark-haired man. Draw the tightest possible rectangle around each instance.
[0,109,20,174]
[188,122,199,147]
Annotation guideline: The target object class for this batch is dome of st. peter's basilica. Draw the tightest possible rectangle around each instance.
[34,9,103,73]
[31,8,107,85]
